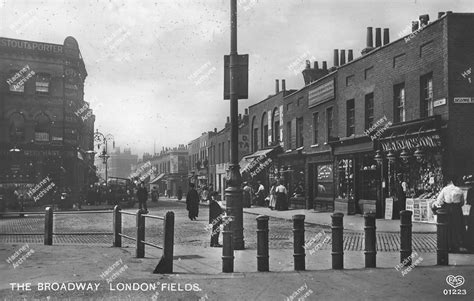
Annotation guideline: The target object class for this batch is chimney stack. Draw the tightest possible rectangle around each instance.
[226,116,230,123]
[244,108,249,115]
[419,14,429,26]
[275,79,280,94]
[438,12,445,19]
[412,20,419,32]
[282,79,286,91]
[375,28,382,47]
[322,61,327,70]
[340,50,346,65]
[348,50,353,62]
[333,49,339,67]
[305,60,311,69]
[383,28,390,45]
[366,27,373,48]
[214,128,217,133]
[314,61,319,69]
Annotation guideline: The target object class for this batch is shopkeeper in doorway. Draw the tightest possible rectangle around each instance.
[392,174,406,220]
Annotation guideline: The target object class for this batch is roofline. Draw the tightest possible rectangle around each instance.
[284,70,337,99]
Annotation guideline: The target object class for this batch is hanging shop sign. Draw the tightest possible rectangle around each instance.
[433,98,446,107]
[317,164,333,182]
[453,97,474,104]
[380,134,441,151]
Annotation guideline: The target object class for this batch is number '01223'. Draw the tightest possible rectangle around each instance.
[443,289,467,295]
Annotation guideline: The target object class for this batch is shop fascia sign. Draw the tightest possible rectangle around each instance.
[381,134,441,151]
[453,97,474,104]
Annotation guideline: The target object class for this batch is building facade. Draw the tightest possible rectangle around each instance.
[188,132,215,188]
[0,36,95,204]
[107,147,138,179]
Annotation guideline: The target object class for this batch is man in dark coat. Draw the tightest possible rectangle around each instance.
[186,183,199,220]
[136,182,148,213]
[209,191,224,247]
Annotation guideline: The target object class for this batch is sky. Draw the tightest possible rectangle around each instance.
[0,0,472,158]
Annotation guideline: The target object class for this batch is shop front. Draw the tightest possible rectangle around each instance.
[278,150,306,209]
[377,116,445,223]
[239,146,282,193]
[307,151,334,211]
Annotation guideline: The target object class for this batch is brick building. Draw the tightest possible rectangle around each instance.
[0,36,95,204]
[188,131,215,188]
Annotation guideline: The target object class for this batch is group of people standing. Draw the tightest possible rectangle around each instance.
[242,180,289,211]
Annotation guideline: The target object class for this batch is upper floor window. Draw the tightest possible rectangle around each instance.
[9,113,26,143]
[346,99,355,136]
[286,121,292,149]
[365,93,374,130]
[326,107,334,141]
[36,73,51,94]
[394,83,406,123]
[35,113,51,142]
[296,117,304,148]
[312,112,319,145]
[421,73,434,117]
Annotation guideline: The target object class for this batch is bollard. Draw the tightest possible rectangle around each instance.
[364,212,376,268]
[154,211,175,274]
[400,210,413,266]
[113,205,122,247]
[293,214,305,271]
[331,212,344,269]
[44,207,53,245]
[136,209,145,258]
[256,215,269,272]
[222,215,234,273]
[436,209,449,265]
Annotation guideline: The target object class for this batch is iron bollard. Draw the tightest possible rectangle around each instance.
[364,212,377,268]
[113,205,122,247]
[44,206,53,245]
[222,215,234,273]
[136,209,145,258]
[256,215,269,272]
[331,212,344,269]
[293,214,305,271]
[436,209,449,265]
[400,210,413,266]
[154,211,175,274]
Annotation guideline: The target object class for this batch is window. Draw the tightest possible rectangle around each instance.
[421,73,434,117]
[394,83,406,123]
[286,121,292,149]
[365,93,374,130]
[252,127,258,151]
[35,113,51,142]
[296,117,304,148]
[326,107,333,141]
[9,113,25,143]
[36,73,50,94]
[346,75,355,87]
[263,125,269,147]
[346,99,355,136]
[364,67,374,80]
[272,108,280,143]
[7,70,25,93]
[287,102,293,112]
[312,112,319,145]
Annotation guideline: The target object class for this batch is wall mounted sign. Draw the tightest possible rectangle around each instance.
[454,97,474,104]
[308,79,334,108]
[380,134,441,151]
[317,164,333,182]
[433,98,446,107]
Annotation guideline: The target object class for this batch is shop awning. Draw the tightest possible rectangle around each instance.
[150,173,165,184]
[239,146,282,178]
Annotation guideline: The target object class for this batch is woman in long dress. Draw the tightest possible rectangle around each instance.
[275,181,288,211]
[268,182,276,210]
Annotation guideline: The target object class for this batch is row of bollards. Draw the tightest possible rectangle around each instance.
[222,209,450,272]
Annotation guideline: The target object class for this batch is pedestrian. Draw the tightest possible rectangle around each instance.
[209,191,225,247]
[268,182,277,210]
[177,186,183,201]
[392,174,406,220]
[255,181,265,206]
[151,187,159,202]
[136,182,149,213]
[200,186,210,203]
[275,181,288,211]
[464,175,474,252]
[431,176,466,253]
[242,182,253,208]
[186,183,199,221]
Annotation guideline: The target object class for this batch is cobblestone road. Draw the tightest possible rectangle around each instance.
[0,200,437,252]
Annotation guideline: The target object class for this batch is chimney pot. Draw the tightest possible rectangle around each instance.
[226,116,230,123]
[366,27,374,48]
[333,49,339,67]
[438,12,445,19]
[375,28,382,47]
[275,79,280,94]
[305,60,311,69]
[383,28,390,45]
[340,50,346,65]
[348,50,353,62]
[314,61,319,69]
[419,14,429,26]
[412,20,419,32]
[282,79,286,91]
[322,61,328,70]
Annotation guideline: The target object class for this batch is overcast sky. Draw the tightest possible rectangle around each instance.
[0,0,471,158]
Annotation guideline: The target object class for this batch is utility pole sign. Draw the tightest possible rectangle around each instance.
[224,54,248,100]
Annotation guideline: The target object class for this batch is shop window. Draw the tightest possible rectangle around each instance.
[36,73,51,94]
[287,121,292,149]
[346,99,355,136]
[421,73,434,117]
[326,107,333,141]
[337,158,354,199]
[359,154,378,200]
[296,117,304,148]
[9,113,26,143]
[365,93,374,130]
[394,83,406,123]
[35,113,51,142]
[312,112,319,145]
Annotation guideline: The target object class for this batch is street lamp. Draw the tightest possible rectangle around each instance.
[94,130,114,201]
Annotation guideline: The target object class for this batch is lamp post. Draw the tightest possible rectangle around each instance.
[94,130,114,201]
